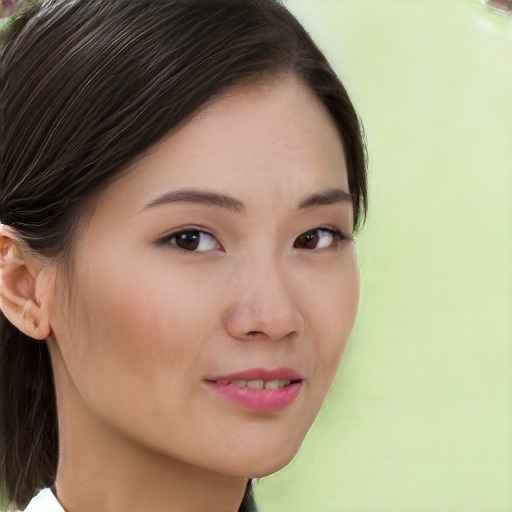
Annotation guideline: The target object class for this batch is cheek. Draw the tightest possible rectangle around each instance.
[309,250,360,386]
[56,247,226,407]
[51,256,191,415]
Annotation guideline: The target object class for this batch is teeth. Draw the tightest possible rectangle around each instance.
[247,379,264,389]
[229,379,292,389]
[264,379,280,390]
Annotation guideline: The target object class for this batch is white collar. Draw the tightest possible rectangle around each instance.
[23,488,65,512]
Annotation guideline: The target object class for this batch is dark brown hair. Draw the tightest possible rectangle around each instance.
[0,0,367,509]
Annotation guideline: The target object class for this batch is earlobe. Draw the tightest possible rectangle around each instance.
[0,226,53,340]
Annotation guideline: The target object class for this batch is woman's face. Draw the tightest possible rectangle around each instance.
[48,77,359,477]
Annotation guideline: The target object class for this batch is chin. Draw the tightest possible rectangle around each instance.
[247,458,295,479]
[215,438,304,479]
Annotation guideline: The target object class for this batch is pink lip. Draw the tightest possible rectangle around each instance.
[209,367,306,382]
[204,367,305,412]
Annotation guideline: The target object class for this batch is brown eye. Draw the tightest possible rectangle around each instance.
[167,230,218,252]
[293,228,345,250]
[294,230,320,249]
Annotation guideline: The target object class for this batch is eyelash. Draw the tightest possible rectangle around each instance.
[157,227,350,253]
[293,227,349,250]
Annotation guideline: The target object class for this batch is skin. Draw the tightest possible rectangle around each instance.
[2,77,360,512]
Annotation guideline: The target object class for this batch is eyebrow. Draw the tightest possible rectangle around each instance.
[298,188,353,209]
[141,187,352,213]
[142,189,245,213]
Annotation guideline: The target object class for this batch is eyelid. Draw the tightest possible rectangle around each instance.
[308,226,352,240]
[318,226,353,241]
[294,226,351,251]
[156,227,223,252]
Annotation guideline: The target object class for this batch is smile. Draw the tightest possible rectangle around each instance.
[217,379,292,389]
[205,367,305,411]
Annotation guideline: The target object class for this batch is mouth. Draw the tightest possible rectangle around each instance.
[204,367,305,411]
[212,378,300,390]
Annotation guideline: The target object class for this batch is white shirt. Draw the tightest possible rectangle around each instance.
[22,484,257,511]
[23,488,65,512]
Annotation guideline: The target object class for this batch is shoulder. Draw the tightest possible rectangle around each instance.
[21,488,65,512]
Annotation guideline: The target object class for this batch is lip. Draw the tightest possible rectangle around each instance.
[208,366,306,382]
[204,367,305,412]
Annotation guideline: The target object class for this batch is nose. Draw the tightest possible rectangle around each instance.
[223,255,305,342]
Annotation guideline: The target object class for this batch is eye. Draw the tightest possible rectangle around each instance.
[293,228,348,250]
[164,229,220,252]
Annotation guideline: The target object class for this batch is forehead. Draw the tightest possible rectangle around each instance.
[93,77,349,217]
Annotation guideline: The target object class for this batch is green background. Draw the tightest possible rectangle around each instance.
[255,1,512,511]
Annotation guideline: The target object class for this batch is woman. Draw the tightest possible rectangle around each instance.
[0,0,367,510]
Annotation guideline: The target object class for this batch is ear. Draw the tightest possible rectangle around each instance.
[0,226,53,340]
